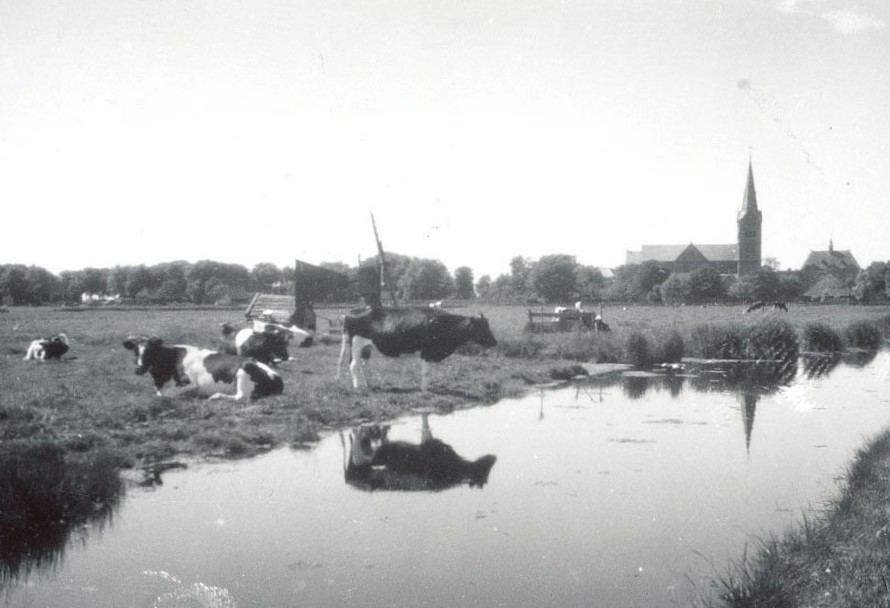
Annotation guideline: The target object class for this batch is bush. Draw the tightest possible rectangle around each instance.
[626,333,652,367]
[653,330,684,363]
[744,318,799,362]
[845,320,882,350]
[688,323,744,359]
[803,322,844,353]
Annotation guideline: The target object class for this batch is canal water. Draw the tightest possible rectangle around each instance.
[3,351,889,607]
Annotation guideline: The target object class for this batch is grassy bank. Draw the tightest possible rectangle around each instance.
[2,304,889,468]
[705,426,890,607]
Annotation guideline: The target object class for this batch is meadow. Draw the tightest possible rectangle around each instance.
[2,302,889,468]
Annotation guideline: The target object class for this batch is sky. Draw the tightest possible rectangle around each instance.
[1,0,888,280]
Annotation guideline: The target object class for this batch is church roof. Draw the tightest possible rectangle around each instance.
[802,248,860,274]
[626,243,737,264]
[694,244,738,262]
[625,245,687,264]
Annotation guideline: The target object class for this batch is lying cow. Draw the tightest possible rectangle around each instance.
[122,336,283,401]
[23,333,70,361]
[337,306,497,391]
[219,320,312,364]
[344,421,497,492]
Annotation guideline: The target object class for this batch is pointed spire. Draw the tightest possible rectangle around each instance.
[739,159,758,217]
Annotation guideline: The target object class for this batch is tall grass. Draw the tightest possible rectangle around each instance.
[844,320,882,350]
[803,322,844,352]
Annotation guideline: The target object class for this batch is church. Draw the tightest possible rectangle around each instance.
[625,161,762,276]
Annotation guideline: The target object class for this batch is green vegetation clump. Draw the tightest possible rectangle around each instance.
[844,320,882,351]
[653,330,685,363]
[803,322,844,353]
[743,318,799,361]
[626,333,652,367]
[688,323,745,360]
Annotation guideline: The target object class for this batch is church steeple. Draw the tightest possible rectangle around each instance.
[737,158,763,275]
[739,159,758,219]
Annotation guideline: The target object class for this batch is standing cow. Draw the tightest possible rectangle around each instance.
[337,307,497,391]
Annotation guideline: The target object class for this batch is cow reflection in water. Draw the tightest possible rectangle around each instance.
[344,414,497,492]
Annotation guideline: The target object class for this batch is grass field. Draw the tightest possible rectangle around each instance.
[2,302,889,467]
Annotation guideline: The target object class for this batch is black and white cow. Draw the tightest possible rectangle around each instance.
[336,306,497,391]
[219,320,312,364]
[122,336,283,401]
[23,333,70,361]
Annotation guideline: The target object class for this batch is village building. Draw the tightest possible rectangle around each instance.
[799,240,860,285]
[625,160,762,276]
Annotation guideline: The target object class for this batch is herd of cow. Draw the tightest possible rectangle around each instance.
[22,306,499,402]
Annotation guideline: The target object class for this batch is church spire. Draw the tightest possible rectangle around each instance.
[739,159,758,218]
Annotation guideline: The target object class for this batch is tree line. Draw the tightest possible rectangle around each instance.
[3,255,889,307]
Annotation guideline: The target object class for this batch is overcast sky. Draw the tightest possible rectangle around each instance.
[1,0,887,279]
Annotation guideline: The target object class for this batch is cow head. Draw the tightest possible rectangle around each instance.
[469,314,497,348]
[122,336,162,375]
[219,322,239,339]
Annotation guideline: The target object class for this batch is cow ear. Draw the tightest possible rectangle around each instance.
[149,337,163,346]
[479,313,486,319]
[123,339,136,350]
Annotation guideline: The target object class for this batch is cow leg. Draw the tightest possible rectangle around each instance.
[350,337,370,390]
[209,369,247,401]
[337,332,350,379]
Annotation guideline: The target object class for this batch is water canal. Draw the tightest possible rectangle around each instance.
[3,351,889,607]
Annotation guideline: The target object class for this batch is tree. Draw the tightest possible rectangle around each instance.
[575,266,605,301]
[398,258,454,301]
[686,267,725,303]
[453,266,475,299]
[251,263,282,292]
[853,262,889,303]
[0,265,30,305]
[763,257,781,271]
[530,255,577,303]
[632,261,670,302]
[509,256,532,296]
[24,266,60,304]
[475,275,492,299]
[660,273,689,304]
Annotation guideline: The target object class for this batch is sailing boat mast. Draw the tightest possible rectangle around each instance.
[370,212,398,306]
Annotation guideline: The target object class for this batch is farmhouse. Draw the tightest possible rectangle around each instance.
[625,160,762,276]
[799,240,860,287]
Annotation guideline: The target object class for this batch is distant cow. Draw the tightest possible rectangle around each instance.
[745,301,766,313]
[337,306,497,391]
[23,333,69,361]
[774,301,788,312]
[344,421,497,492]
[122,336,283,401]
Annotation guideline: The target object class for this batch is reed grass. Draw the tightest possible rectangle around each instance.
[803,322,844,353]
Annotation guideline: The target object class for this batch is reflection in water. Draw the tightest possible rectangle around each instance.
[592,352,888,455]
[802,353,842,379]
[842,349,879,368]
[0,444,123,590]
[343,413,497,492]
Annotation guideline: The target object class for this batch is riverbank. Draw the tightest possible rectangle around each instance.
[704,424,890,607]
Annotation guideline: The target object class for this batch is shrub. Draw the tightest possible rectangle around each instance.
[744,318,799,362]
[653,330,684,363]
[689,323,744,359]
[845,320,882,350]
[802,322,843,353]
[626,333,652,367]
